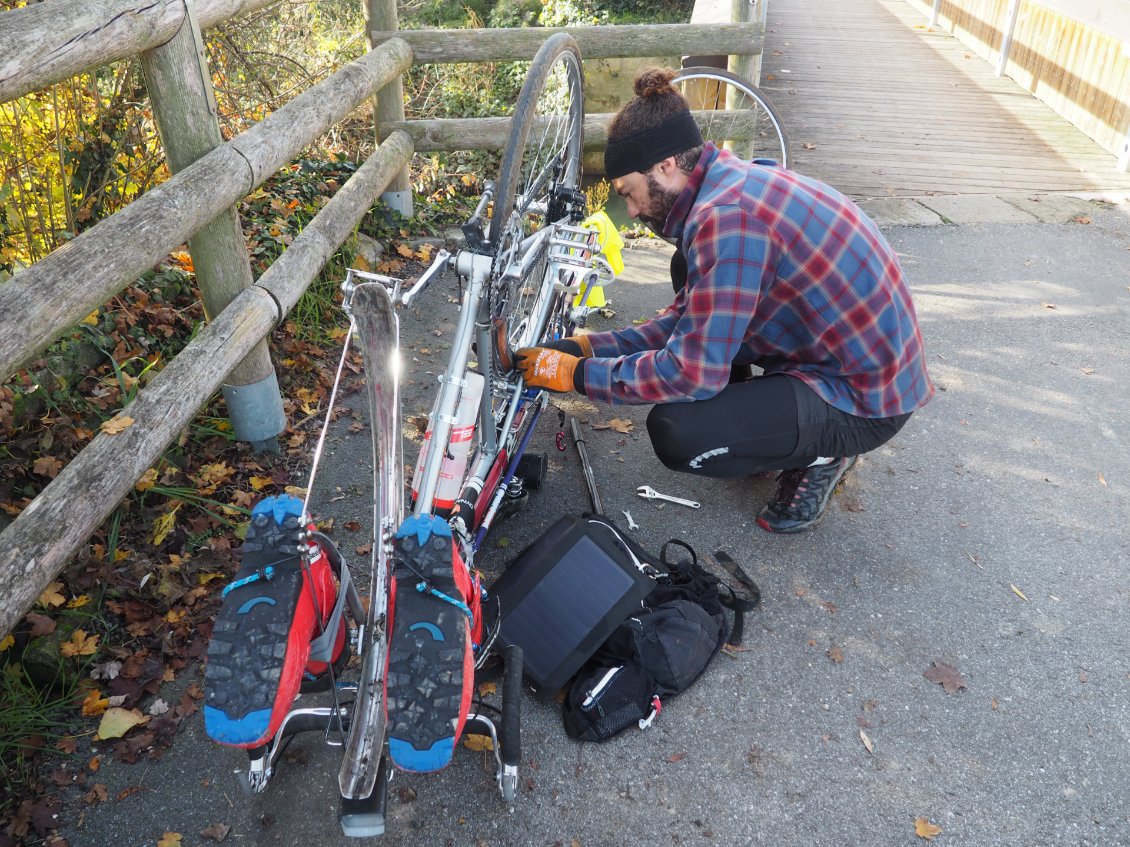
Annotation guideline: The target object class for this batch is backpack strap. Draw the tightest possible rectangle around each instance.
[712,549,761,648]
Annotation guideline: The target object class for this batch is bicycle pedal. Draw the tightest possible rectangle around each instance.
[386,514,473,773]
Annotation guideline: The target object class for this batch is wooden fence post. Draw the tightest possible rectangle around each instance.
[138,1,286,451]
[730,0,764,85]
[366,0,413,217]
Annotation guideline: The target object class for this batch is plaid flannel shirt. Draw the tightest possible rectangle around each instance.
[580,144,934,418]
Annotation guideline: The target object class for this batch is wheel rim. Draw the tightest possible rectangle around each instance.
[673,68,791,168]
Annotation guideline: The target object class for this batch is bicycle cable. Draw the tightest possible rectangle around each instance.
[301,319,354,524]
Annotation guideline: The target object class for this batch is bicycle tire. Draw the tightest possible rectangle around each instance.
[487,32,584,249]
[672,67,791,168]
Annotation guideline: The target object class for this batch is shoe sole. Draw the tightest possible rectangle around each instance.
[756,456,858,534]
[386,516,470,773]
[205,510,307,748]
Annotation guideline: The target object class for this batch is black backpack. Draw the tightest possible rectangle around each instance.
[562,539,760,743]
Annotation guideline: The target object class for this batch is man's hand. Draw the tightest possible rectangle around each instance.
[542,335,594,357]
[515,347,582,393]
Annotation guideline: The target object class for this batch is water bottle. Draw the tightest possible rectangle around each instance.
[411,371,485,513]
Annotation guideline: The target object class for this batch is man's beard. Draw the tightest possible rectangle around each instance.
[640,172,682,235]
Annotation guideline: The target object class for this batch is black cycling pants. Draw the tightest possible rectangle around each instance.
[646,374,911,478]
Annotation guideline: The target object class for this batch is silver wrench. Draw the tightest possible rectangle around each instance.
[621,510,640,531]
[636,485,701,509]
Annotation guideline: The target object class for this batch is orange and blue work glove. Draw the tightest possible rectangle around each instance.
[515,346,585,394]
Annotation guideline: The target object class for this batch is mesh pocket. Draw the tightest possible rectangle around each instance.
[563,664,657,743]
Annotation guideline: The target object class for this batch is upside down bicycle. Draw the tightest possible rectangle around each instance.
[203,32,597,838]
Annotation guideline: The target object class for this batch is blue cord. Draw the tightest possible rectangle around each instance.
[222,566,276,598]
[415,580,473,620]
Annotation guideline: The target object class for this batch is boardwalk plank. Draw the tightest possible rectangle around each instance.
[760,0,1130,197]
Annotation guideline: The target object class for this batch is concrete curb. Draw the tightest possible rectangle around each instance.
[857,192,1128,227]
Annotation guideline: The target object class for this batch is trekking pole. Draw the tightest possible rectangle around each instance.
[569,417,604,515]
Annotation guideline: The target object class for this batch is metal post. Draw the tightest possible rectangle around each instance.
[1118,123,1130,172]
[930,0,942,28]
[366,0,413,217]
[996,0,1023,77]
[139,0,285,452]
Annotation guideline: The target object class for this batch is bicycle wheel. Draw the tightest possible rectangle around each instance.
[487,33,584,356]
[673,67,791,168]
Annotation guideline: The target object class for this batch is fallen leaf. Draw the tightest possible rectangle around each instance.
[66,594,91,609]
[135,468,158,491]
[81,690,111,716]
[914,817,942,840]
[827,645,844,664]
[665,751,687,763]
[60,629,99,658]
[802,142,817,149]
[32,455,63,478]
[462,733,494,752]
[151,504,181,546]
[38,581,66,608]
[1041,302,1057,310]
[592,418,633,434]
[1072,216,1092,224]
[1098,472,1107,487]
[101,415,135,435]
[157,834,182,847]
[96,707,149,740]
[343,520,361,532]
[25,612,57,636]
[248,475,274,491]
[859,729,874,754]
[355,544,372,556]
[478,681,498,697]
[200,823,231,842]
[923,660,967,694]
[0,634,13,651]
[1010,583,1029,602]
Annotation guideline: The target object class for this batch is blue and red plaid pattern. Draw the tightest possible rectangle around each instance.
[581,144,934,418]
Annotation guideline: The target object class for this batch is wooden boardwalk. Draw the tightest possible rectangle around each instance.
[759,0,1130,199]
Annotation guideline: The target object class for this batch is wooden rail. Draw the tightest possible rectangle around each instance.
[383,109,763,152]
[371,22,763,63]
[0,0,280,105]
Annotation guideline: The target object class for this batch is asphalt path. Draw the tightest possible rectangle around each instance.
[59,201,1130,846]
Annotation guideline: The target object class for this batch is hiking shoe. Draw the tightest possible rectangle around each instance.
[386,514,474,774]
[204,495,343,748]
[757,456,858,534]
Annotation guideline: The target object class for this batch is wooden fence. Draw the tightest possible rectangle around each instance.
[907,0,1130,167]
[0,2,763,636]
